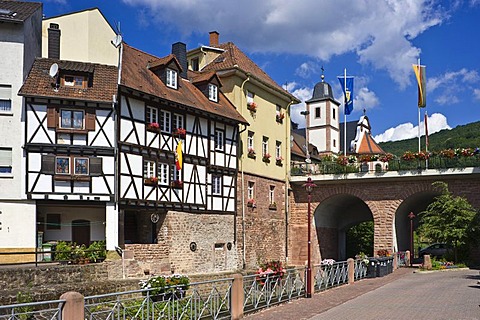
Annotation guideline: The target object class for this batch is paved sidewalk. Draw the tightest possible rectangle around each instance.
[243,267,414,320]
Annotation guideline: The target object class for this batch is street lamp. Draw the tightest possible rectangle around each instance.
[408,211,415,266]
[303,177,316,298]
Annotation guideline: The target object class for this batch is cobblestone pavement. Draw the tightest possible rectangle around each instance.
[244,268,480,320]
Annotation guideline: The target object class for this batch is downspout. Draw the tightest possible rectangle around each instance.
[284,100,294,265]
[240,73,250,269]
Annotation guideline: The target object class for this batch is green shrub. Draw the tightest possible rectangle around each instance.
[139,274,190,298]
[54,241,73,262]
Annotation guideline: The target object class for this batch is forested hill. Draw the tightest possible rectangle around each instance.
[378,121,480,156]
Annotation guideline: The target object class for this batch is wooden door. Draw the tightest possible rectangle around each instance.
[72,219,90,246]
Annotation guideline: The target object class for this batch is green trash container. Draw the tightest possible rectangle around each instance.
[42,243,53,262]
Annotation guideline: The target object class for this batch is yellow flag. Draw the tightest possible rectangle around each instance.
[175,141,183,170]
[412,64,426,108]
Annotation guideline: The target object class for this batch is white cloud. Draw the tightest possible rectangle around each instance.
[374,113,451,142]
[427,68,480,105]
[295,61,320,79]
[354,87,380,112]
[474,88,480,100]
[290,86,313,128]
[121,0,452,89]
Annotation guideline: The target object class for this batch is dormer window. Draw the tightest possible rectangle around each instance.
[62,75,87,88]
[208,84,218,102]
[166,68,177,89]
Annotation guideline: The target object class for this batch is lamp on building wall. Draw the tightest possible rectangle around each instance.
[408,211,415,266]
[303,177,316,298]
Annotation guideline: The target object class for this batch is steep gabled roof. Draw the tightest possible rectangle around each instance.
[200,42,299,103]
[18,58,118,103]
[350,116,385,155]
[148,54,182,71]
[0,0,41,23]
[120,44,247,125]
[189,71,222,87]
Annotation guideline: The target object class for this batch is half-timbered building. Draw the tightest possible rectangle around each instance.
[19,58,118,250]
[118,43,247,274]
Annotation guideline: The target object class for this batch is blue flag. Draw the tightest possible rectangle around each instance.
[337,76,354,115]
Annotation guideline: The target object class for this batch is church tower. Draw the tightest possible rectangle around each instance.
[305,72,341,155]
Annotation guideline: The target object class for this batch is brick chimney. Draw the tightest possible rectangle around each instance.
[209,31,219,47]
[48,23,61,59]
[172,42,188,79]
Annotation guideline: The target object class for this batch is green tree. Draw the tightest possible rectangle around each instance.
[418,181,478,262]
[346,221,374,258]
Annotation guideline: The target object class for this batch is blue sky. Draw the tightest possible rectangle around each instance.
[39,0,480,142]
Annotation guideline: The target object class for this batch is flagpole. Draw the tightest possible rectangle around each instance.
[417,59,421,154]
[425,110,429,169]
[344,68,347,157]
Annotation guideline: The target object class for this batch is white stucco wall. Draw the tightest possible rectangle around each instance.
[0,202,37,248]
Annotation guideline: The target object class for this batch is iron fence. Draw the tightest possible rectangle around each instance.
[84,277,233,320]
[0,299,65,319]
[243,267,306,314]
[354,259,368,280]
[313,261,349,292]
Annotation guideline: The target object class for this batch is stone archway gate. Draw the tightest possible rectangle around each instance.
[288,169,480,266]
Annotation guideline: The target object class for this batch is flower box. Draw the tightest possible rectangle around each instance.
[147,122,160,132]
[247,199,256,208]
[276,113,285,123]
[268,203,277,210]
[247,102,257,112]
[173,128,186,139]
[247,148,256,159]
[170,180,183,188]
[145,177,158,186]
[262,153,271,163]
[276,159,283,166]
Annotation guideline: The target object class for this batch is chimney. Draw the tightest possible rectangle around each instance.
[172,42,188,79]
[209,31,219,47]
[48,23,61,59]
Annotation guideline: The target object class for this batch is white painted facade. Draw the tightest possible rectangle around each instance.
[42,8,118,66]
[0,6,42,252]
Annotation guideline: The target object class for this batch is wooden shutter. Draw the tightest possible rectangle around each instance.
[85,109,96,131]
[47,107,58,128]
[89,157,102,176]
[41,155,55,175]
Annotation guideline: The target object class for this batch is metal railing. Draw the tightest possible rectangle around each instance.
[313,261,349,292]
[84,278,233,320]
[0,299,65,319]
[291,155,480,176]
[0,248,106,266]
[354,259,368,280]
[243,266,306,314]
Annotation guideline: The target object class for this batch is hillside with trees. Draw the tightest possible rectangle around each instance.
[378,121,480,156]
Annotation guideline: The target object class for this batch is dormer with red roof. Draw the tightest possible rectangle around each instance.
[147,54,182,90]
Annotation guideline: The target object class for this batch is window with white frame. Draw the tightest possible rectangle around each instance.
[247,131,254,151]
[212,175,222,195]
[173,113,183,130]
[0,148,12,173]
[208,84,218,102]
[215,129,224,151]
[171,165,181,182]
[143,160,156,178]
[262,136,269,157]
[146,106,158,125]
[166,68,177,89]
[0,85,12,112]
[60,109,84,129]
[157,162,169,185]
[269,186,275,204]
[275,141,282,160]
[246,91,254,104]
[160,110,171,133]
[247,181,254,200]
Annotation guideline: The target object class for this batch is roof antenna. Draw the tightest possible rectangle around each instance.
[111,22,123,48]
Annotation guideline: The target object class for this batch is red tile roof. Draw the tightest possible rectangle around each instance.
[357,133,385,154]
[19,58,118,103]
[120,44,247,124]
[200,42,299,103]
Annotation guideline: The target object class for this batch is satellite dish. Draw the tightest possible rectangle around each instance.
[49,63,58,78]
[111,34,123,48]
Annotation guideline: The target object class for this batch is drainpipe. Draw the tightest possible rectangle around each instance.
[284,100,294,265]
[240,73,250,269]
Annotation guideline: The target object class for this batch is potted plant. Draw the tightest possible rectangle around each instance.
[276,156,283,166]
[145,176,158,186]
[170,180,183,188]
[247,199,256,208]
[276,113,285,123]
[256,260,285,285]
[173,127,186,138]
[262,153,271,163]
[86,240,106,263]
[247,148,256,158]
[147,122,160,132]
[247,101,257,112]
[139,274,190,301]
[268,202,277,210]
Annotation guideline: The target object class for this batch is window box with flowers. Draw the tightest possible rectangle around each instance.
[170,180,183,189]
[145,176,158,186]
[262,153,271,163]
[147,122,160,133]
[247,199,256,208]
[275,156,283,166]
[173,127,186,139]
[268,202,277,210]
[247,101,257,112]
[275,113,285,123]
[247,148,256,159]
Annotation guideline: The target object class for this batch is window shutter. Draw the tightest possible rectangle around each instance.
[0,148,12,167]
[85,109,96,131]
[89,157,102,176]
[47,107,58,128]
[41,155,55,174]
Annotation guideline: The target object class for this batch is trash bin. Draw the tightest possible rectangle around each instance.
[376,257,389,277]
[367,258,378,278]
[42,243,53,262]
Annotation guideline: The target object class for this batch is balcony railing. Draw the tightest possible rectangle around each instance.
[291,155,480,176]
